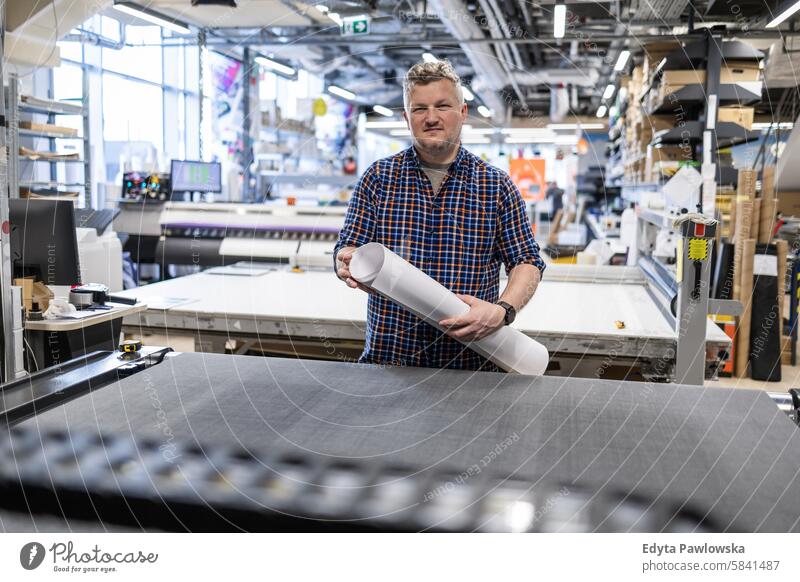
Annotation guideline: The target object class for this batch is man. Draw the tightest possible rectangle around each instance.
[545,181,564,221]
[334,59,545,371]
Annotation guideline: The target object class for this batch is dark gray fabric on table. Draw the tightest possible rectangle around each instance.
[27,353,800,532]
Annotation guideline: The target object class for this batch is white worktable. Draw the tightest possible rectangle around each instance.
[117,267,729,361]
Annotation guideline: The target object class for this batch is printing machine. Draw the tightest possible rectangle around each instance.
[113,200,346,272]
[0,347,799,532]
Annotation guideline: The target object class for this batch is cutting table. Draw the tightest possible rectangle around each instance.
[1,352,798,532]
[118,264,731,381]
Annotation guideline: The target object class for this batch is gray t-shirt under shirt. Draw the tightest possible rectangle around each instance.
[420,160,451,195]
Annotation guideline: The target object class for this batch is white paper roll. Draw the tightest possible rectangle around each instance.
[349,243,549,375]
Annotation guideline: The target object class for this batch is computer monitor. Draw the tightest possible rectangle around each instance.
[9,199,81,286]
[170,160,222,196]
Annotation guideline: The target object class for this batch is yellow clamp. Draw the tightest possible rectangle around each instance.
[688,238,708,261]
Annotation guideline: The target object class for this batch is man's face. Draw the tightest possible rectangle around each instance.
[403,79,468,157]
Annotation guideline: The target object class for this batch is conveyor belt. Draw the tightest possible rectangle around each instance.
[12,353,800,532]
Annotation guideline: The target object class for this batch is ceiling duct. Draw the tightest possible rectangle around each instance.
[632,0,690,22]
[428,0,508,121]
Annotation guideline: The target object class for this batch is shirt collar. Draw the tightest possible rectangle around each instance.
[405,144,468,172]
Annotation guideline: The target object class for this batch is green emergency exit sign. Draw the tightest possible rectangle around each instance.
[341,16,370,36]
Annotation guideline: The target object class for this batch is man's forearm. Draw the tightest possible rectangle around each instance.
[500,264,541,311]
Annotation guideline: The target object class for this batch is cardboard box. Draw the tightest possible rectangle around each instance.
[720,61,761,84]
[642,41,683,81]
[662,69,706,86]
[643,115,676,133]
[648,146,691,163]
[777,191,800,216]
[717,106,754,130]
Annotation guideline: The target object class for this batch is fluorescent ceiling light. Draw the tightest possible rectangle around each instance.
[315,4,329,14]
[547,123,605,130]
[501,128,554,136]
[462,138,491,144]
[767,1,800,27]
[602,84,616,100]
[254,56,296,77]
[505,137,555,144]
[463,127,495,135]
[614,50,631,72]
[554,135,580,144]
[113,3,191,35]
[372,105,394,117]
[752,121,794,129]
[328,12,343,26]
[596,105,608,118]
[554,4,566,39]
[364,120,407,129]
[390,129,411,137]
[477,105,493,118]
[462,86,475,101]
[422,52,438,63]
[328,85,356,100]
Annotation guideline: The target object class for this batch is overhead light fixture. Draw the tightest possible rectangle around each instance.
[422,52,438,63]
[554,3,566,39]
[328,12,343,26]
[254,56,296,78]
[554,135,580,145]
[328,85,356,100]
[462,86,475,102]
[547,123,605,130]
[364,120,407,129]
[501,127,554,136]
[504,137,557,144]
[752,121,794,129]
[462,127,494,135]
[614,50,631,72]
[389,129,411,137]
[372,105,394,117]
[314,4,329,14]
[596,105,608,118]
[767,0,800,27]
[477,105,493,118]
[462,138,491,144]
[602,84,616,100]
[113,2,191,34]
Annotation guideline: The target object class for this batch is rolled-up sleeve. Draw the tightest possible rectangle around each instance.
[333,164,379,272]
[495,176,546,277]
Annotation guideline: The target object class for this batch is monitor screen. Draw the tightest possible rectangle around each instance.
[9,199,81,286]
[170,160,222,194]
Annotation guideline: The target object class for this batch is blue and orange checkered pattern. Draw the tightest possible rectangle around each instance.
[334,145,545,371]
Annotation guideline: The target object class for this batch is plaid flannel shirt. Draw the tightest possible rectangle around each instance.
[334,145,545,371]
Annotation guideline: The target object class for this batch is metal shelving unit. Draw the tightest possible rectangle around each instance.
[6,74,91,206]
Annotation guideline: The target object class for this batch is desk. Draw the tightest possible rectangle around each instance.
[25,303,147,370]
[117,268,730,381]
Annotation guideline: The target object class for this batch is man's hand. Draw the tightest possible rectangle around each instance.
[439,294,506,342]
[335,246,374,294]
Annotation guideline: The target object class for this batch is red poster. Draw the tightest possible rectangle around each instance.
[509,158,546,201]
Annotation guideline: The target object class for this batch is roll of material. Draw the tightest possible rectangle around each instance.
[758,198,779,244]
[752,198,761,243]
[732,200,756,300]
[349,243,549,376]
[735,239,756,378]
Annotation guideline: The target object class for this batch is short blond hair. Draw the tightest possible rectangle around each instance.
[403,59,464,109]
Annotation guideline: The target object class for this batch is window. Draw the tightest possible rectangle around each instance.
[102,26,163,83]
[102,74,163,150]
